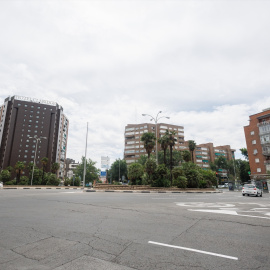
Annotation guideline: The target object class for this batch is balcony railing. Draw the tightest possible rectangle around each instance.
[264,160,270,165]
[262,150,270,156]
[258,120,270,127]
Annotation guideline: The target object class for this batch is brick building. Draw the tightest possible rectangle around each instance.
[0,95,69,178]
[244,108,270,179]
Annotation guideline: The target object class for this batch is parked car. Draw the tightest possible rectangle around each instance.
[0,182,3,188]
[242,184,262,197]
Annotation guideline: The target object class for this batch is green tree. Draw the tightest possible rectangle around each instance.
[128,163,144,185]
[0,169,11,183]
[172,167,187,188]
[239,148,248,160]
[74,157,100,184]
[108,159,127,182]
[141,132,156,159]
[46,173,60,186]
[137,155,148,166]
[182,150,191,162]
[188,140,196,163]
[235,159,250,183]
[14,161,25,185]
[51,162,60,174]
[182,162,203,188]
[166,130,176,186]
[158,150,182,168]
[41,157,48,183]
[145,158,157,185]
[152,164,170,187]
[201,169,217,187]
[158,134,169,165]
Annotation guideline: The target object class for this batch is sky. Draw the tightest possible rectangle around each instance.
[1,0,270,168]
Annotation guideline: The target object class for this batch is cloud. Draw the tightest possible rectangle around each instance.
[0,0,269,167]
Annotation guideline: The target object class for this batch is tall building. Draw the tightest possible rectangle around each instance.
[124,123,184,164]
[0,95,69,178]
[244,108,270,179]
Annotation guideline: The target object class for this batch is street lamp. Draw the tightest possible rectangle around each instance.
[29,135,47,186]
[142,111,170,164]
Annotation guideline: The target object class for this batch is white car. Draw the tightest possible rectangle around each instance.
[0,182,3,188]
[242,184,262,197]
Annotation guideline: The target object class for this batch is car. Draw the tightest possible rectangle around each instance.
[242,184,262,197]
[0,182,3,188]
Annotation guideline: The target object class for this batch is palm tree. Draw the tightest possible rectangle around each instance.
[14,161,25,185]
[158,134,169,165]
[51,162,60,175]
[141,132,156,159]
[41,157,48,182]
[166,130,176,186]
[188,140,196,163]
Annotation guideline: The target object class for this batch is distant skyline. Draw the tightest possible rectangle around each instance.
[1,1,270,168]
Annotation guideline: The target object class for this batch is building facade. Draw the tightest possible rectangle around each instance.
[0,95,69,178]
[244,108,270,179]
[124,123,184,164]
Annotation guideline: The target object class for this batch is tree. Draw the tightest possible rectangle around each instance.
[201,169,217,187]
[145,158,157,185]
[158,150,182,168]
[188,140,196,163]
[46,173,60,186]
[41,157,48,182]
[181,162,203,188]
[51,162,60,174]
[74,157,100,184]
[240,148,248,160]
[0,169,11,183]
[158,134,169,165]
[141,132,156,159]
[137,155,148,166]
[166,130,177,186]
[14,161,25,185]
[108,158,127,182]
[152,164,170,187]
[128,163,144,185]
[182,150,191,162]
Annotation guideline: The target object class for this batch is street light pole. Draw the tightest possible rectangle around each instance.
[29,135,47,186]
[83,122,88,188]
[142,111,170,164]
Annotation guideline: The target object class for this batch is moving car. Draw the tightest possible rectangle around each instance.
[242,184,262,197]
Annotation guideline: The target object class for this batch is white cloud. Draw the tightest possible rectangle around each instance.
[0,0,269,167]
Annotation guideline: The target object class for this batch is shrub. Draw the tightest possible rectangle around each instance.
[64,178,71,186]
[198,179,208,188]
[5,180,16,185]
[46,174,60,186]
[128,163,144,185]
[73,177,80,186]
[173,176,187,189]
[19,176,29,185]
[152,164,170,187]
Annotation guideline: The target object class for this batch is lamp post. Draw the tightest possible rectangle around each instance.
[29,135,47,186]
[83,122,88,188]
[142,111,170,164]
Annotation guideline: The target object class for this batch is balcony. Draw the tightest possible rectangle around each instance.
[262,149,270,156]
[264,160,270,165]
[257,120,270,127]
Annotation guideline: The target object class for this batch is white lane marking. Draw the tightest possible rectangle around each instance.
[148,241,238,260]
[188,209,270,219]
[176,202,235,208]
[61,191,83,194]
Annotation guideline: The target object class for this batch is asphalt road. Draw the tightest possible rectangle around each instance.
[0,189,269,270]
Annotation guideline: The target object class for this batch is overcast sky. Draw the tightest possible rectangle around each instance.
[1,0,270,168]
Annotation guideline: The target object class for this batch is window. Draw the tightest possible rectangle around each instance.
[24,155,27,158]
[24,105,28,107]
[31,106,34,108]
[250,131,254,135]
[255,158,259,163]
[25,145,29,147]
[252,140,256,144]
[257,168,261,172]
[253,149,258,154]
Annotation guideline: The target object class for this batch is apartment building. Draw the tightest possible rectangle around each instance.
[124,123,184,164]
[244,108,270,179]
[0,95,69,178]
[175,142,235,180]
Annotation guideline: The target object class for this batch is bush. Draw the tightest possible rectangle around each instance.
[19,176,29,185]
[152,164,170,187]
[173,176,187,189]
[46,174,60,186]
[181,162,203,188]
[73,177,80,186]
[128,163,144,185]
[5,180,16,185]
[198,179,208,188]
[64,178,71,186]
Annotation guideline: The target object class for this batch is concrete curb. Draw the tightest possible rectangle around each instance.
[85,189,222,194]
